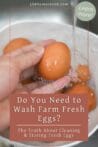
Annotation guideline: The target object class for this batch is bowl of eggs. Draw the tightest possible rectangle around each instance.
[0,21,98,147]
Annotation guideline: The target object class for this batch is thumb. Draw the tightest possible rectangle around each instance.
[14,44,44,72]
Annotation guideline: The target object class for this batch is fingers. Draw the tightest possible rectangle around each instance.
[24,82,42,91]
[6,39,56,58]
[38,39,56,47]
[20,67,34,81]
[15,44,44,71]
[0,75,70,131]
[0,99,10,132]
[6,44,35,57]
[14,39,56,72]
[16,82,38,91]
[17,75,71,94]
[31,76,71,94]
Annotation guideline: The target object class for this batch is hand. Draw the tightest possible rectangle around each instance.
[0,39,71,132]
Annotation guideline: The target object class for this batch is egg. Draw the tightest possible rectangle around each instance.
[64,83,96,112]
[38,41,71,80]
[3,38,32,85]
[76,64,90,82]
[3,38,32,54]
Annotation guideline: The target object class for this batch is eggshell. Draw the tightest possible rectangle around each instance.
[38,42,71,80]
[76,64,90,82]
[65,83,96,112]
[3,38,32,85]
[3,38,32,54]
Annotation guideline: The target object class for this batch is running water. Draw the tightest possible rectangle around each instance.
[72,12,77,69]
[72,1,78,70]
[72,3,90,69]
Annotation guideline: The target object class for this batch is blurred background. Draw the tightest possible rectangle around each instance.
[0,0,97,34]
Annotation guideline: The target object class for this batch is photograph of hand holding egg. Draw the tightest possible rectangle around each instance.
[0,22,97,147]
[4,37,96,112]
[0,33,96,133]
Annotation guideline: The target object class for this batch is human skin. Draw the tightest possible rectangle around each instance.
[0,39,72,132]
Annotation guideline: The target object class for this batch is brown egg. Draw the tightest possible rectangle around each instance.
[3,38,32,85]
[76,64,90,82]
[3,38,32,54]
[64,83,96,112]
[38,42,71,80]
